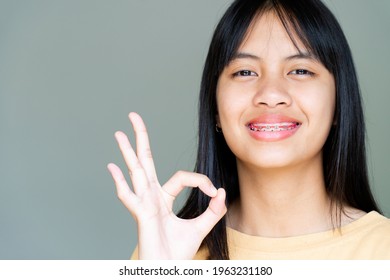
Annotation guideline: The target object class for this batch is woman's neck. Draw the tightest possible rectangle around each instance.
[227,158,334,237]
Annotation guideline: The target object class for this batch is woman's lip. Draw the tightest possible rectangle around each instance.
[248,122,301,131]
[246,114,301,125]
[247,124,301,141]
[246,115,302,141]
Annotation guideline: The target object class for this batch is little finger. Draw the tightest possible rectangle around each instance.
[107,163,140,215]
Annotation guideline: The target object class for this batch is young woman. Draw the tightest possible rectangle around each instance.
[108,0,390,260]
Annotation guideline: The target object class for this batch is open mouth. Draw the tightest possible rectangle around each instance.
[248,122,301,132]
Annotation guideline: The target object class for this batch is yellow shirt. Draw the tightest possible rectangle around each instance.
[194,211,390,259]
[131,211,390,260]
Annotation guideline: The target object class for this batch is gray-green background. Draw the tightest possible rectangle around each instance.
[1,0,389,259]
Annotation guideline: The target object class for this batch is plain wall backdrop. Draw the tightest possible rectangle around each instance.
[0,0,389,259]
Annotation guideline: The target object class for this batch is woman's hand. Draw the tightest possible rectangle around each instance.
[107,112,227,259]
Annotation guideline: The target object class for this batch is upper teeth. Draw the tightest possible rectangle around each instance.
[249,122,300,132]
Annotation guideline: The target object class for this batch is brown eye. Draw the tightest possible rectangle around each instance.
[233,70,257,77]
[289,69,315,76]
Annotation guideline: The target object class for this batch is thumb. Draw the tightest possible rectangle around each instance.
[193,188,227,238]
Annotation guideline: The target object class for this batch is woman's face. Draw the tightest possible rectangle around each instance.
[216,12,336,170]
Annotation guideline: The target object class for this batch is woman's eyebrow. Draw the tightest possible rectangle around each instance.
[231,52,261,61]
[285,52,317,61]
[231,52,317,62]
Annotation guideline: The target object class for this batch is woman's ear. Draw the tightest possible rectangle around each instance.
[216,114,221,127]
[215,115,222,133]
[331,108,337,126]
[332,114,337,126]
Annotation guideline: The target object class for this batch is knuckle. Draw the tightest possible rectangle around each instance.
[140,148,153,159]
[129,161,143,173]
[116,190,127,202]
[199,173,209,181]
[174,170,186,178]
[198,173,212,185]
[148,177,159,186]
[138,127,148,133]
[115,175,126,185]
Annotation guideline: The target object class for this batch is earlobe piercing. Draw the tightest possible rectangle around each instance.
[216,124,222,133]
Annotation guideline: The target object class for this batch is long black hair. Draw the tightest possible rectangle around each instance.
[178,0,381,260]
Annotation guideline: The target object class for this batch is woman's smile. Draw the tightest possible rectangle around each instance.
[246,114,302,141]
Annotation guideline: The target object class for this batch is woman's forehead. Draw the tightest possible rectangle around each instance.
[237,11,310,58]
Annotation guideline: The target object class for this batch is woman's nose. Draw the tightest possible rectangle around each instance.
[252,74,292,108]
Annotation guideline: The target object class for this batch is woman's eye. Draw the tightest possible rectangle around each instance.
[289,69,314,76]
[233,70,257,77]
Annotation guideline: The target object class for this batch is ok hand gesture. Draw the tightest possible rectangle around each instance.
[107,112,227,259]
